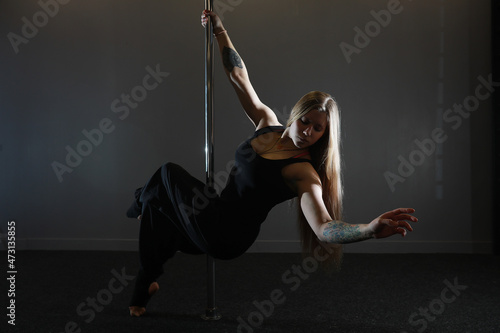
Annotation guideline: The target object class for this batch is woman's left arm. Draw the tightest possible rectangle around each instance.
[289,163,417,244]
[201,10,279,129]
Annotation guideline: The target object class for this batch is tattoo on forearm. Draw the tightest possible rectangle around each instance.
[223,46,243,73]
[323,222,365,244]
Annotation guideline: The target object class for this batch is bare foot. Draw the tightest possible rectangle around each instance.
[129,282,159,317]
[129,306,146,317]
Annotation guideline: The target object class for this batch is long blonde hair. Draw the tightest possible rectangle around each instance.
[287,91,344,268]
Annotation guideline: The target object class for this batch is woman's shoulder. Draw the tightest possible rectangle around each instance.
[252,124,285,139]
[281,160,320,194]
[255,118,283,131]
[281,159,318,182]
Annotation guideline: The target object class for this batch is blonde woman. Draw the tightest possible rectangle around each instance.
[126,10,417,317]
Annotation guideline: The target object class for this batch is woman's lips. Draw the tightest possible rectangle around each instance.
[297,136,307,145]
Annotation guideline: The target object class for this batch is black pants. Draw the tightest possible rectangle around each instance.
[127,162,217,279]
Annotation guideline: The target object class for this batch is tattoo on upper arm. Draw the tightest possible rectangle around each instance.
[223,46,243,73]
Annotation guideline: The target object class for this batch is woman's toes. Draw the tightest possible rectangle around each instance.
[129,306,146,317]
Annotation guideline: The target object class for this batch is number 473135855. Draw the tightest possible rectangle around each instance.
[7,221,16,270]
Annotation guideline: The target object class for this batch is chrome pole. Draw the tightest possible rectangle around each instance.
[202,0,221,321]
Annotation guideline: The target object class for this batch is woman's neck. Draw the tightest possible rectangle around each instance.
[279,129,298,150]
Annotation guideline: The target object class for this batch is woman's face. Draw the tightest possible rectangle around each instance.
[289,109,327,148]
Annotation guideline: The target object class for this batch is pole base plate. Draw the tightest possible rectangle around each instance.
[201,307,222,321]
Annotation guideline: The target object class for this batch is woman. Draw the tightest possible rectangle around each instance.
[126,10,417,317]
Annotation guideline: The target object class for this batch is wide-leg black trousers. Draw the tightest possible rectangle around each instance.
[127,162,220,278]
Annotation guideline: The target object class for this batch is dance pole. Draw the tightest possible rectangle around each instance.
[202,0,221,321]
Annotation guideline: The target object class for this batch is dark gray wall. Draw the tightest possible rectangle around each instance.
[0,0,492,253]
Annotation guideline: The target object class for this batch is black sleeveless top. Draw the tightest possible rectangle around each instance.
[212,126,313,258]
[128,125,316,260]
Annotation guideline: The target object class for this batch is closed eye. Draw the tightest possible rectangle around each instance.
[301,117,323,132]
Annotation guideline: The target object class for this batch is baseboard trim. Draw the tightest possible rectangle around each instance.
[248,240,493,253]
[1,238,493,254]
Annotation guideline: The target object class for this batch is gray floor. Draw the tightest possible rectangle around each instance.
[3,251,499,333]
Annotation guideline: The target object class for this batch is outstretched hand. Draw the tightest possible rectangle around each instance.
[201,10,225,32]
[368,208,417,239]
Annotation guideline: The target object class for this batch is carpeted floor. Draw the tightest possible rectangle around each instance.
[1,251,499,333]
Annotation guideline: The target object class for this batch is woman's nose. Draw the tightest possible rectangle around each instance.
[303,127,312,136]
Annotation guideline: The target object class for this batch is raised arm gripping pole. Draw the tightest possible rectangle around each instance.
[201,0,221,321]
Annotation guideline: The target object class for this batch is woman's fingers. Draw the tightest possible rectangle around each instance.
[381,218,399,227]
[201,10,210,27]
[381,208,417,220]
[373,208,417,239]
[398,220,413,232]
[393,214,418,222]
[381,218,413,233]
[201,10,218,28]
[388,208,415,215]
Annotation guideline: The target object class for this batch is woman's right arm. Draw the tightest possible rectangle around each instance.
[201,10,280,129]
[285,162,417,244]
